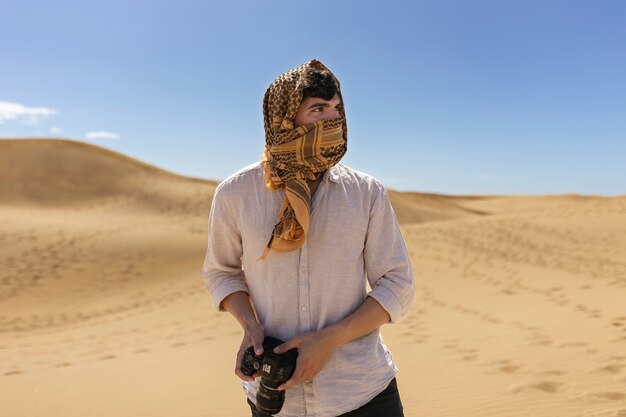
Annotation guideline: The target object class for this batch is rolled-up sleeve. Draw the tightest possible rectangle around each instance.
[202,182,249,311]
[364,183,415,323]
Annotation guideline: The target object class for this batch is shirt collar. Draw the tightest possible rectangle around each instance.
[324,164,341,184]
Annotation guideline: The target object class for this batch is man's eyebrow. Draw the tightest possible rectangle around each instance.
[307,101,344,109]
[307,102,330,109]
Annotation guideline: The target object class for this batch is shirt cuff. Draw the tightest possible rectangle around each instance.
[211,274,249,311]
[366,285,401,323]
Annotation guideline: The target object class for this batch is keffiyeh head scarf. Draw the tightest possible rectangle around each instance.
[260,59,348,259]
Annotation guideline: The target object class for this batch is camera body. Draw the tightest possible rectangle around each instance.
[241,336,298,415]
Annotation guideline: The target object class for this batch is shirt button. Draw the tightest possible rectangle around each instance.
[301,305,308,312]
[301,266,306,272]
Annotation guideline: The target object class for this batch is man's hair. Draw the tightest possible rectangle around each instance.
[301,69,341,101]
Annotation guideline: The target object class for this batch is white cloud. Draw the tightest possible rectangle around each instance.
[0,101,57,125]
[85,130,120,140]
[50,126,62,134]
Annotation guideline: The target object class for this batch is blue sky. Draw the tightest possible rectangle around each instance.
[1,0,625,195]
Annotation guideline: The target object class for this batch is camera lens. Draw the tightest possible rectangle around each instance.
[256,383,286,415]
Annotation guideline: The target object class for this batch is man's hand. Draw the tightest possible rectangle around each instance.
[235,322,265,382]
[220,291,266,382]
[272,297,391,391]
[273,328,339,391]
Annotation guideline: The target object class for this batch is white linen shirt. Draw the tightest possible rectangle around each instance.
[202,162,415,417]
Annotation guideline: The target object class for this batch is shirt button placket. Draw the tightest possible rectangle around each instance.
[299,242,312,333]
[299,242,314,415]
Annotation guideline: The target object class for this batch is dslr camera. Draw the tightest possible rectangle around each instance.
[241,336,298,415]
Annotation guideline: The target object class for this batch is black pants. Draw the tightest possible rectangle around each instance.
[248,378,404,417]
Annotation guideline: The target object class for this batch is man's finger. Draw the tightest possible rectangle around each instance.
[235,367,254,381]
[235,349,254,382]
[274,338,300,354]
[277,358,305,391]
[277,373,301,391]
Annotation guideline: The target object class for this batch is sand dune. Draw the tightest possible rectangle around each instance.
[0,138,217,216]
[1,138,625,417]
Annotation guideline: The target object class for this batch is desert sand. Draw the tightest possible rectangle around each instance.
[1,138,625,417]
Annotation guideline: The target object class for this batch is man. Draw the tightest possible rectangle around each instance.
[203,59,415,417]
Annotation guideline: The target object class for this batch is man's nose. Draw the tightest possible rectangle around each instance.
[319,108,340,122]
[328,108,340,119]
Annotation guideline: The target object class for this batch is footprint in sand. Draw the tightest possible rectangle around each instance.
[581,409,626,417]
[591,364,626,374]
[483,359,524,375]
[498,364,522,373]
[443,345,480,362]
[579,392,626,401]
[460,350,479,361]
[574,303,604,319]
[54,362,72,368]
[539,369,568,376]
[560,342,589,348]
[99,354,116,360]
[508,380,563,394]
[4,370,24,376]
[610,317,626,328]
[526,332,553,346]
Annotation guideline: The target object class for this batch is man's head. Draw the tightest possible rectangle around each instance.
[259,60,349,257]
[262,59,347,146]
